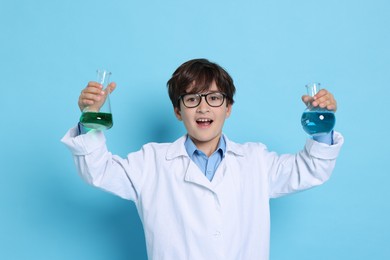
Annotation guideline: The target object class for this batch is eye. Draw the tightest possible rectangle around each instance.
[184,95,198,103]
[209,93,223,101]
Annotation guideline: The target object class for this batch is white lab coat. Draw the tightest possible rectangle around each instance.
[61,127,344,260]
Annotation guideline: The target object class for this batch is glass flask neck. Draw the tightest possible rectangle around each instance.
[96,69,111,89]
[305,83,320,97]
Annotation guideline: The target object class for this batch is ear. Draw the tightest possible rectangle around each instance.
[225,104,232,118]
[174,107,182,121]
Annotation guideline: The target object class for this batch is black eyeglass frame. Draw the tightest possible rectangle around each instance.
[178,92,227,108]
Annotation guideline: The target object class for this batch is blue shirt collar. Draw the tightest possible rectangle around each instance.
[184,135,226,157]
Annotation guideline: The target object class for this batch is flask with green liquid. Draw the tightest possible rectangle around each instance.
[80,69,113,130]
[301,83,335,136]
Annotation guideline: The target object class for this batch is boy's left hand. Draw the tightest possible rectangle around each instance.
[301,89,337,112]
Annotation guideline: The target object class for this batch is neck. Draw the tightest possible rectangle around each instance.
[191,135,221,157]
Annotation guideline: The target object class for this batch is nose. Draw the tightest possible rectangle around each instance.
[197,96,210,112]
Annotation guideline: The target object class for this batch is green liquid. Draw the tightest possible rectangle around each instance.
[80,112,113,130]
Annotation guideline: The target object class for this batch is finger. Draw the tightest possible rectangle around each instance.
[313,89,330,103]
[87,81,103,89]
[301,95,313,108]
[326,104,337,111]
[81,87,105,100]
[78,95,97,109]
[85,82,104,94]
[78,82,105,111]
[301,95,313,104]
[327,98,337,111]
[107,82,117,93]
[312,88,327,101]
[313,89,337,111]
[314,99,330,109]
[80,92,103,102]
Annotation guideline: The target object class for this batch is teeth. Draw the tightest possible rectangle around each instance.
[197,119,212,122]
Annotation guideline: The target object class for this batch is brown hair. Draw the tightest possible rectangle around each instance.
[167,58,236,109]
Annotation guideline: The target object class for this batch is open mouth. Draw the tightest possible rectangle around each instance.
[196,118,213,127]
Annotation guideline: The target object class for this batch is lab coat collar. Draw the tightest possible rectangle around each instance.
[224,136,245,157]
[165,134,244,191]
[165,134,244,160]
[165,135,188,160]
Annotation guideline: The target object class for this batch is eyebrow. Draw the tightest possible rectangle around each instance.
[184,90,222,95]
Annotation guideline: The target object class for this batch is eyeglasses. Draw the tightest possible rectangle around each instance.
[179,92,226,108]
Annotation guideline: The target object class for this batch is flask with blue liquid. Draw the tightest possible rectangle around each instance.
[301,83,335,136]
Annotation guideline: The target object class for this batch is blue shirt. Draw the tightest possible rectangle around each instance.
[184,135,226,181]
[313,131,334,145]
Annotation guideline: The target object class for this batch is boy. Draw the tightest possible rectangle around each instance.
[62,58,343,260]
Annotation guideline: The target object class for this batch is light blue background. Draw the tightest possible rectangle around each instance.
[1,0,389,259]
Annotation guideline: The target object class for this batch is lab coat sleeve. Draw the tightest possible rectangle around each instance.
[268,131,344,198]
[61,126,144,201]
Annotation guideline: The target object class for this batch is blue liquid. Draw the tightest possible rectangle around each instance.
[301,110,335,136]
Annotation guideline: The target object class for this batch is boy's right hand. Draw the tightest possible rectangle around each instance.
[78,81,116,112]
[301,89,337,112]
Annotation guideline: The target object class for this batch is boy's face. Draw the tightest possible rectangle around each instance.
[174,81,232,152]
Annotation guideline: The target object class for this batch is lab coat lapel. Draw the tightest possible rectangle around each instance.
[166,135,213,190]
[184,160,214,191]
[210,159,226,188]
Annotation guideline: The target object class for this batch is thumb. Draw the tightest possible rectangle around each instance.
[107,82,117,94]
[301,95,313,104]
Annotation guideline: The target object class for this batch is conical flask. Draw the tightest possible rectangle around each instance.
[80,69,113,130]
[301,83,335,136]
